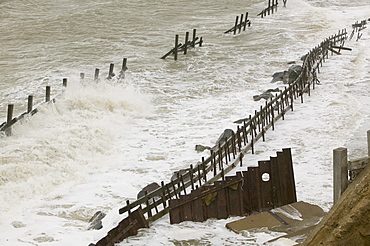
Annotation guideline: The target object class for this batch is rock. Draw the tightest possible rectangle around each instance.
[271,71,287,83]
[137,182,161,199]
[286,65,302,84]
[195,144,211,152]
[171,168,191,182]
[253,92,274,101]
[88,211,106,230]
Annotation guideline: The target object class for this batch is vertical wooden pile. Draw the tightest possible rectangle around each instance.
[169,148,296,224]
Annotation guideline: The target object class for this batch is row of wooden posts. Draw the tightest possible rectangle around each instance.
[90,29,349,246]
[224,12,251,35]
[161,29,203,60]
[349,19,368,41]
[0,58,129,136]
[257,0,279,18]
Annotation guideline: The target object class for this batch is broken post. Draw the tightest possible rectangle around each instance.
[333,147,348,203]
[63,78,67,87]
[107,63,114,80]
[94,68,100,82]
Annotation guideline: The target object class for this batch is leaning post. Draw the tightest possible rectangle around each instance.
[184,32,189,55]
[333,147,348,203]
[174,35,179,61]
[192,29,196,47]
[233,16,239,35]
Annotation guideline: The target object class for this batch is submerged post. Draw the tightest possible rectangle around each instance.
[63,78,67,87]
[192,29,196,47]
[333,147,348,203]
[6,104,14,136]
[239,14,243,33]
[46,86,51,102]
[233,16,239,35]
[184,31,189,54]
[174,34,179,61]
[94,68,100,82]
[27,95,33,113]
[80,73,85,82]
[107,63,114,80]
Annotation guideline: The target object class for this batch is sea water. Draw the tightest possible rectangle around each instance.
[0,0,369,245]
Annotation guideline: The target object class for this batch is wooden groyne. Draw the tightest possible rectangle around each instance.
[224,12,251,35]
[257,0,279,18]
[0,58,129,136]
[161,29,203,60]
[90,29,349,246]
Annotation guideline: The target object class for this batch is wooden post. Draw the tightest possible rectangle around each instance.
[6,104,14,136]
[239,14,243,33]
[367,130,370,156]
[268,0,271,15]
[174,35,179,61]
[94,68,100,81]
[107,63,114,79]
[234,16,239,35]
[192,29,196,47]
[63,78,67,87]
[80,73,85,82]
[244,12,249,31]
[27,95,33,113]
[46,86,51,102]
[333,147,348,203]
[184,32,189,55]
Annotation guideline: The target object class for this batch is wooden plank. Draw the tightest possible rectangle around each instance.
[192,187,206,222]
[283,148,297,203]
[247,166,262,212]
[215,181,228,219]
[204,186,219,219]
[258,160,273,210]
[270,156,282,208]
[227,173,244,216]
[240,171,251,216]
[169,199,182,224]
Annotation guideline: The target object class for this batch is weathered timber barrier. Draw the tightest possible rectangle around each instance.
[349,19,368,41]
[169,148,296,224]
[87,29,349,246]
[161,29,203,60]
[0,57,129,136]
[224,12,251,35]
[333,130,370,203]
[257,0,279,18]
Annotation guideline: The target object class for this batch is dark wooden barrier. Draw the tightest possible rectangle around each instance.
[224,12,251,35]
[161,29,203,60]
[168,148,296,224]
